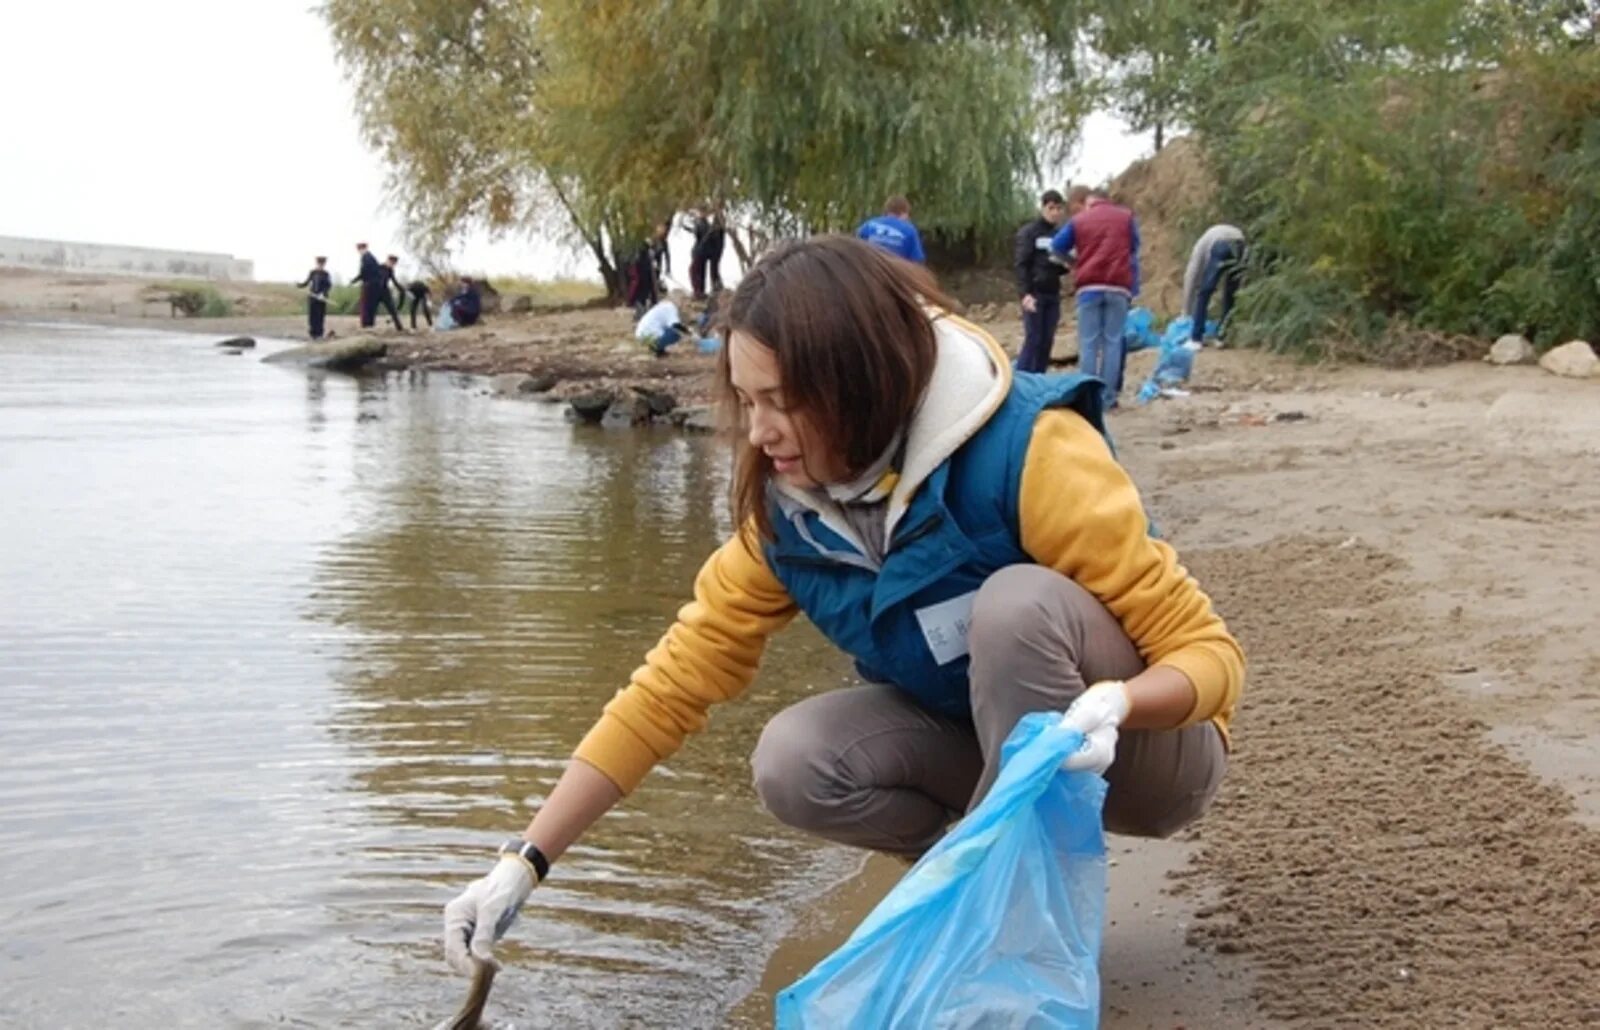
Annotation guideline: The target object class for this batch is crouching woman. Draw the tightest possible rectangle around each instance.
[442,236,1244,971]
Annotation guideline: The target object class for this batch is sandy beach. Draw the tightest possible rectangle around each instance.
[5,269,1597,1026]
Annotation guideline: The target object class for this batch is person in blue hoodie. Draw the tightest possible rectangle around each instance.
[857,195,927,264]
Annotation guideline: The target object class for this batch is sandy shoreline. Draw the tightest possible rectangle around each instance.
[6,281,1599,1025]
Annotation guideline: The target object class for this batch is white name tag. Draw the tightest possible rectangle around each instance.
[914,590,978,666]
[1035,236,1052,251]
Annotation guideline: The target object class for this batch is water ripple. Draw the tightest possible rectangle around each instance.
[0,323,854,1028]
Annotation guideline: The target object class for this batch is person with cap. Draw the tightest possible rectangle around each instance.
[295,256,332,340]
[352,243,383,329]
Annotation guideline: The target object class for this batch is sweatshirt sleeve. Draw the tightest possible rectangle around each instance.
[573,524,799,793]
[1018,409,1244,730]
[1050,222,1076,259]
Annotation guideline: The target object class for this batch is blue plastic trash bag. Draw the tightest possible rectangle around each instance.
[1136,318,1203,405]
[776,713,1107,1030]
[1153,342,1199,386]
[1159,315,1194,351]
[1122,306,1159,353]
[696,335,722,354]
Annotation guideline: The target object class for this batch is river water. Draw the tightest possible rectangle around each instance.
[0,322,859,1028]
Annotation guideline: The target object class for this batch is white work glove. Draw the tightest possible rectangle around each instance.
[442,854,536,975]
[1060,681,1131,776]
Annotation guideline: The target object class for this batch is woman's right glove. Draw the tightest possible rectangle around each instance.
[1059,680,1131,777]
[442,851,537,975]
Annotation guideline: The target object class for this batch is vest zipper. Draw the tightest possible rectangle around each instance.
[888,513,944,554]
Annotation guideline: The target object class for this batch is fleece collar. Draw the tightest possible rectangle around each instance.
[773,313,1012,552]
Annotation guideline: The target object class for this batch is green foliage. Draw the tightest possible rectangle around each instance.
[160,284,234,318]
[323,0,1600,352]
[324,284,363,316]
[1186,0,1600,359]
[322,0,1091,294]
[1081,0,1223,150]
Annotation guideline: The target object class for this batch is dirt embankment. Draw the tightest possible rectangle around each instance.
[1109,135,1216,318]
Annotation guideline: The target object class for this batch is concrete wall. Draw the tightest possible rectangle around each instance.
[0,235,253,281]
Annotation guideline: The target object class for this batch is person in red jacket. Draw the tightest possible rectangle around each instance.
[1050,187,1141,408]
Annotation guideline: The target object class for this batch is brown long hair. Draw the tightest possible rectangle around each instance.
[715,235,953,541]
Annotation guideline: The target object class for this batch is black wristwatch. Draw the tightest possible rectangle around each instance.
[500,839,550,883]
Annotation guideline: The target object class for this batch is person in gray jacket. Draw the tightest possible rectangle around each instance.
[1181,225,1246,344]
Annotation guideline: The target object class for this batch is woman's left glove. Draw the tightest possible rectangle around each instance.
[1060,681,1130,776]
[442,853,536,975]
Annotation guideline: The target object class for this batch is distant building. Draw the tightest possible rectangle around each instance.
[0,235,253,281]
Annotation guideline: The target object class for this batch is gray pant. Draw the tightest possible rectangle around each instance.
[751,565,1226,856]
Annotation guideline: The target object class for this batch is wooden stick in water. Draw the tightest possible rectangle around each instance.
[436,958,497,1030]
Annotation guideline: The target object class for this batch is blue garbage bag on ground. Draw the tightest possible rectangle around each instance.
[1136,317,1203,404]
[1159,315,1194,351]
[1122,306,1159,353]
[776,714,1107,1030]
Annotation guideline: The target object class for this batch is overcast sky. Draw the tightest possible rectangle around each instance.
[0,1,1149,283]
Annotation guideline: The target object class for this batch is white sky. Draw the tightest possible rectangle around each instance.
[0,1,1148,284]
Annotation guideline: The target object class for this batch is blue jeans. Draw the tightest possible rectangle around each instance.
[1017,294,1061,374]
[1077,290,1130,407]
[1192,240,1245,342]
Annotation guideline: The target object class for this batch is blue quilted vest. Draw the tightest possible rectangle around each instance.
[764,371,1109,719]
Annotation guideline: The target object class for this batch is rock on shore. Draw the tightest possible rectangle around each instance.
[1538,339,1598,379]
[262,337,387,372]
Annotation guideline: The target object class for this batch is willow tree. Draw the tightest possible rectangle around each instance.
[325,0,640,292]
[325,0,1093,290]
[1081,0,1227,152]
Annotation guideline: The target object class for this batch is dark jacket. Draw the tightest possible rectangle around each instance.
[690,215,727,261]
[297,269,332,298]
[701,220,726,261]
[353,250,384,286]
[1014,217,1066,298]
[451,284,482,326]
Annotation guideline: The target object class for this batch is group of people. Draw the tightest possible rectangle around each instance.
[294,244,486,341]
[850,189,1244,409]
[1014,187,1247,407]
[622,205,731,320]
